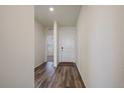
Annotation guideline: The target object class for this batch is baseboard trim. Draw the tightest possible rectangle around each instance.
[35,62,46,71]
[58,62,74,66]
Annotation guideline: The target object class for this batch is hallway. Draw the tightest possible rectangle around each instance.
[1,5,124,88]
[34,6,81,88]
[35,62,85,88]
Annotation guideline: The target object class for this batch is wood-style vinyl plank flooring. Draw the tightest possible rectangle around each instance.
[35,62,85,88]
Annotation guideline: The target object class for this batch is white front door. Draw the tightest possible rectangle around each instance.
[59,27,76,62]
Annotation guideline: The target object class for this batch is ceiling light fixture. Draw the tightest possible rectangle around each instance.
[49,7,54,12]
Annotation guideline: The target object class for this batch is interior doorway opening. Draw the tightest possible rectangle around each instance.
[46,28,54,62]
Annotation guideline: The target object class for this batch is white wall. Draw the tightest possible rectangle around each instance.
[58,27,76,62]
[0,6,34,87]
[77,6,89,87]
[77,6,124,87]
[35,19,45,67]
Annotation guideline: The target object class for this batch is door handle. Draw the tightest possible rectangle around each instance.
[61,46,64,51]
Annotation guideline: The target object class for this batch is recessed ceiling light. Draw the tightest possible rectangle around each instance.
[49,7,54,12]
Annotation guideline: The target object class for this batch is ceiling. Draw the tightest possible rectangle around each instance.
[34,5,81,27]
